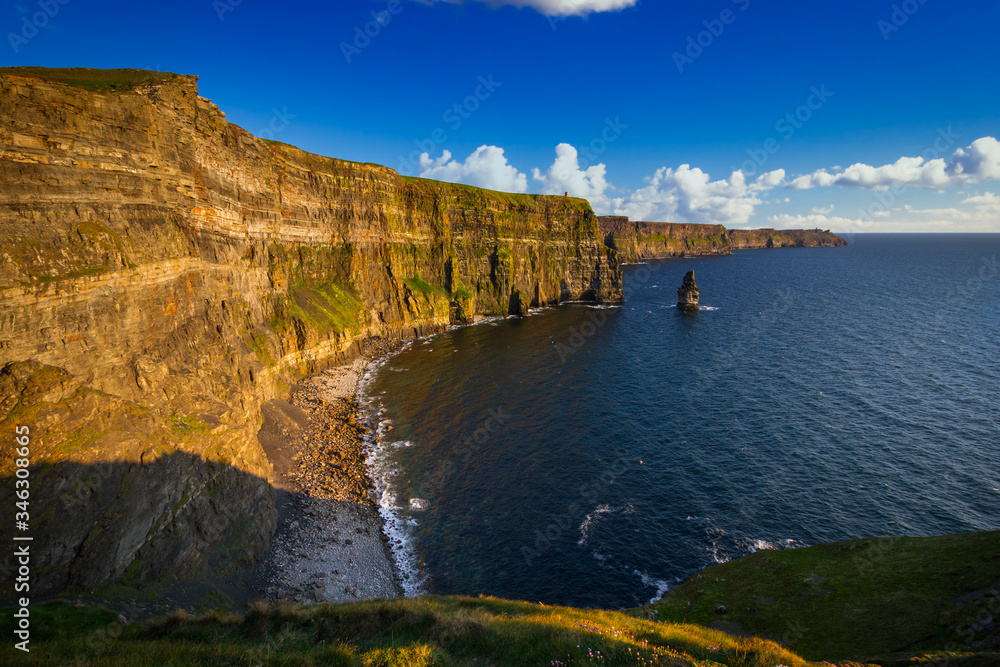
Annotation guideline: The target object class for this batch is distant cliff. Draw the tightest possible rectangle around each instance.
[0,68,621,597]
[599,216,846,262]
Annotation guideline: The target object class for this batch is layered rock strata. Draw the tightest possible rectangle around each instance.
[0,68,621,597]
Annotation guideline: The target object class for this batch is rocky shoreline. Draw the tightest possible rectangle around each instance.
[251,337,406,604]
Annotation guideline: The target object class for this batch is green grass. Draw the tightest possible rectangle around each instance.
[403,276,450,300]
[452,284,474,301]
[34,266,106,282]
[0,597,817,667]
[636,531,1000,665]
[169,415,210,437]
[286,282,364,334]
[0,66,177,91]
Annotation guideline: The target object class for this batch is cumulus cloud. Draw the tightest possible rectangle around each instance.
[788,136,1000,191]
[610,165,786,225]
[532,143,612,211]
[963,191,1000,206]
[422,0,637,16]
[418,145,528,193]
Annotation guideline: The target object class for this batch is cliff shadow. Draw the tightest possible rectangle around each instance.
[0,452,277,605]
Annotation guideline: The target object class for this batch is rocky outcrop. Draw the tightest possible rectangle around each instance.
[0,67,622,597]
[599,217,846,263]
[676,271,699,311]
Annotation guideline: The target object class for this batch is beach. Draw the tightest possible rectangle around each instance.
[252,339,405,604]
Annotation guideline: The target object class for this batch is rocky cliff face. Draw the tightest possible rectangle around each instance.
[727,228,848,250]
[598,216,730,260]
[0,68,621,597]
[599,216,846,262]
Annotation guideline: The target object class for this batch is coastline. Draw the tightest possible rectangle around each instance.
[251,337,408,604]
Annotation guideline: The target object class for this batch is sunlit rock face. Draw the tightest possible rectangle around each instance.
[0,68,622,596]
[676,271,700,311]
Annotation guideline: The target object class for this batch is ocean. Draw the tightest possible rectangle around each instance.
[361,234,1000,609]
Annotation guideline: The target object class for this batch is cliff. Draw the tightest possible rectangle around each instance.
[598,216,730,260]
[0,67,622,597]
[728,227,848,250]
[598,216,846,262]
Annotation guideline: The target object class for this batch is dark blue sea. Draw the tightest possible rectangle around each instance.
[361,234,1000,609]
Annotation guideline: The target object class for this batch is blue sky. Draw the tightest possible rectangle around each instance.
[5,0,1000,231]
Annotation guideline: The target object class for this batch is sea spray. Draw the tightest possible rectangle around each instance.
[357,347,428,597]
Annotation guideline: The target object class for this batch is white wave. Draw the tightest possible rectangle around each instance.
[577,504,615,546]
[409,498,429,511]
[357,362,428,597]
[634,569,672,604]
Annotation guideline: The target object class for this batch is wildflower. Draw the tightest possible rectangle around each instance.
[119,614,127,623]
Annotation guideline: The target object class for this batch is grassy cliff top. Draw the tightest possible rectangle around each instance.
[636,530,1000,665]
[0,66,180,91]
[3,533,996,665]
[2,596,814,666]
[399,175,596,212]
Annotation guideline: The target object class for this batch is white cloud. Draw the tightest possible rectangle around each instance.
[610,165,786,225]
[788,136,1000,191]
[421,0,637,16]
[416,140,1000,232]
[418,145,528,193]
[531,143,611,211]
[963,191,1000,206]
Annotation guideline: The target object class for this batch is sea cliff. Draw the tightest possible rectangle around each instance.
[598,216,846,262]
[0,67,621,597]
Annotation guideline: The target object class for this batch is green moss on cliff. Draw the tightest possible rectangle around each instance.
[289,283,363,334]
[402,276,448,300]
[169,415,210,437]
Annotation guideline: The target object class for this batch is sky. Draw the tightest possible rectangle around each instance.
[4,0,1000,232]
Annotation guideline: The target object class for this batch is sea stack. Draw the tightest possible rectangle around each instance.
[677,270,700,311]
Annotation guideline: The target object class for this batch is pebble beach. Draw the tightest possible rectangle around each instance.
[253,338,406,605]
